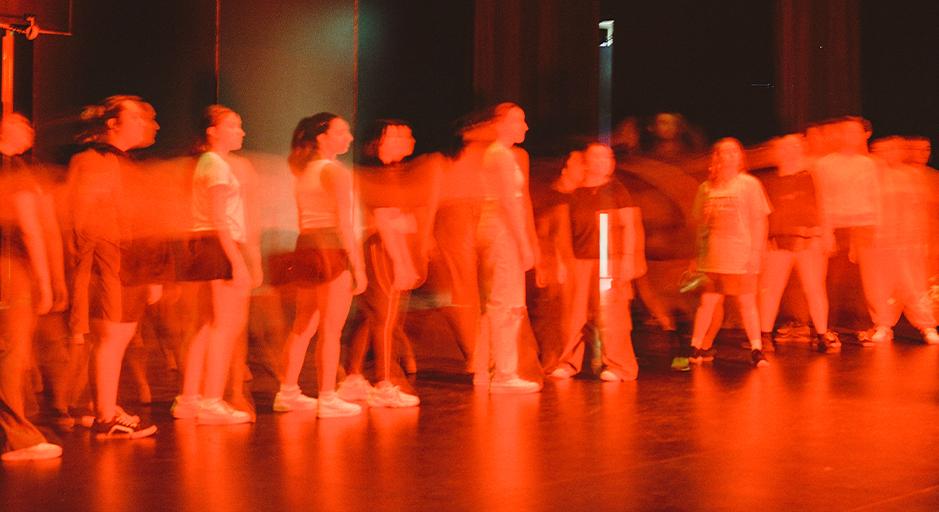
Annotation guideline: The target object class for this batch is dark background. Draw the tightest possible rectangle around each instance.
[1,0,936,161]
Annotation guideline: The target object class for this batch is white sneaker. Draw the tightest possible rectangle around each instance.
[171,395,201,419]
[336,374,373,401]
[2,442,63,462]
[871,326,893,344]
[599,370,622,382]
[549,366,575,379]
[923,327,939,345]
[317,393,362,418]
[197,398,251,425]
[489,375,541,394]
[273,388,317,412]
[367,382,420,408]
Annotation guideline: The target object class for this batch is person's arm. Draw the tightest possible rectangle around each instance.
[514,147,540,269]
[689,184,706,273]
[374,208,420,290]
[322,162,366,294]
[207,185,250,288]
[14,190,53,314]
[234,155,264,288]
[747,181,770,275]
[616,206,647,280]
[37,186,68,311]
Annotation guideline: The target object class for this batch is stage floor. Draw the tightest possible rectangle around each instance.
[4,333,939,511]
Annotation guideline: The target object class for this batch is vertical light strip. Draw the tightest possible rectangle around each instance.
[1,30,13,116]
[598,212,609,278]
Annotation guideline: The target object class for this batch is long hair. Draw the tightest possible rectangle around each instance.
[76,95,150,145]
[288,112,338,175]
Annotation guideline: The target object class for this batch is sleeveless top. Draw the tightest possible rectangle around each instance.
[295,159,343,229]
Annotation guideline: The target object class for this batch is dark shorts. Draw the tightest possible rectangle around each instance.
[292,229,349,286]
[173,232,234,282]
[702,272,757,296]
[90,281,149,324]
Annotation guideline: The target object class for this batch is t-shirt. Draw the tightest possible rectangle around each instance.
[812,152,880,228]
[759,170,821,237]
[66,144,126,243]
[693,173,771,274]
[853,162,930,248]
[0,157,37,262]
[569,179,636,259]
[191,151,246,243]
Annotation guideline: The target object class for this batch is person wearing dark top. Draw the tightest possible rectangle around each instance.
[549,143,643,381]
[530,150,581,370]
[66,96,161,438]
[337,120,437,407]
[757,134,840,352]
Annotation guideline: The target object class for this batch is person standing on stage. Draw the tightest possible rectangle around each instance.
[688,138,771,368]
[171,105,260,424]
[548,142,643,381]
[757,134,841,352]
[277,113,365,417]
[66,96,160,438]
[339,119,438,407]
[0,113,62,461]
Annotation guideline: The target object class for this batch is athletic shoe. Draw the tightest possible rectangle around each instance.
[870,326,893,344]
[93,415,158,439]
[2,442,63,462]
[599,370,622,382]
[197,398,251,425]
[273,389,318,412]
[817,330,841,353]
[115,406,141,424]
[367,382,420,408]
[317,393,362,418]
[922,327,939,345]
[336,374,373,401]
[548,366,576,379]
[751,349,769,368]
[171,395,201,419]
[489,375,541,394]
[670,356,690,372]
[692,347,717,363]
[703,346,718,360]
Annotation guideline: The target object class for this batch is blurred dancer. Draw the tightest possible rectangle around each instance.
[549,142,643,381]
[757,134,840,352]
[277,113,364,417]
[854,137,938,344]
[470,103,540,393]
[339,120,437,407]
[0,113,61,461]
[530,150,581,370]
[66,96,160,438]
[812,117,880,343]
[171,106,259,424]
[689,138,771,367]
